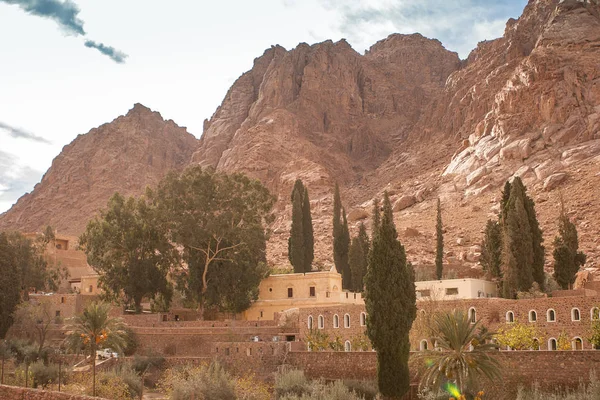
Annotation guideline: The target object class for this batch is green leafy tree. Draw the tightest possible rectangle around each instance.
[64,302,127,397]
[553,201,586,289]
[364,192,416,398]
[481,220,502,278]
[524,193,545,289]
[333,183,351,288]
[435,198,444,280]
[495,321,543,350]
[12,299,55,356]
[349,223,370,292]
[415,310,501,397]
[79,192,176,313]
[289,183,305,273]
[502,178,534,298]
[154,166,274,317]
[0,232,20,339]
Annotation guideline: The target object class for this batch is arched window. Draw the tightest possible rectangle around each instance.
[529,310,537,322]
[307,315,313,330]
[572,337,583,350]
[506,311,514,323]
[532,338,540,350]
[333,314,339,328]
[360,312,366,326]
[344,340,351,352]
[318,315,324,329]
[420,340,428,351]
[572,308,581,322]
[469,307,476,324]
[548,338,557,351]
[344,313,351,328]
[591,307,600,321]
[547,309,556,322]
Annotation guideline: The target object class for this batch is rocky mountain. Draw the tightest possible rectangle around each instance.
[0,104,199,235]
[1,0,599,275]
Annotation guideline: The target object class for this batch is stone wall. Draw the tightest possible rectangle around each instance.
[0,385,100,400]
[287,350,600,399]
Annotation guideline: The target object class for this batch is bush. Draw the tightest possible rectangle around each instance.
[133,352,165,374]
[30,360,60,388]
[279,379,366,400]
[235,374,271,400]
[95,371,134,400]
[344,380,379,400]
[516,373,600,400]
[122,327,139,356]
[159,361,236,400]
[274,369,309,397]
[114,364,143,398]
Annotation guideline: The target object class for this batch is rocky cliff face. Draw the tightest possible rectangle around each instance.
[0,104,199,235]
[2,0,600,274]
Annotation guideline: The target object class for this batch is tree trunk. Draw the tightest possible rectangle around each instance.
[92,345,96,397]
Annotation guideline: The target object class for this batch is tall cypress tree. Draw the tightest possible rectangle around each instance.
[349,223,370,292]
[364,192,416,398]
[524,194,545,289]
[333,183,350,287]
[502,179,534,298]
[372,197,381,235]
[289,182,305,273]
[0,232,20,339]
[302,188,314,273]
[553,201,586,289]
[481,220,502,278]
[435,198,444,280]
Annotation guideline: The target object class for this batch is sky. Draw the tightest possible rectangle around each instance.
[0,0,528,213]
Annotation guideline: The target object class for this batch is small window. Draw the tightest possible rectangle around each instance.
[547,309,556,322]
[532,338,540,350]
[445,288,459,295]
[60,297,65,304]
[307,316,313,330]
[416,289,431,298]
[268,287,273,292]
[288,288,293,298]
[506,311,514,323]
[549,338,557,351]
[572,337,583,350]
[360,312,366,326]
[88,285,93,293]
[260,311,263,318]
[469,307,476,324]
[333,314,339,328]
[572,308,581,322]
[309,286,316,297]
[246,348,252,356]
[591,307,599,320]
[420,340,428,351]
[55,310,60,317]
[529,310,537,322]
[344,314,350,328]
[318,315,324,329]
[344,340,351,352]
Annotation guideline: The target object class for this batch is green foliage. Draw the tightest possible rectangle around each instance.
[351,333,370,352]
[305,328,330,351]
[481,220,502,278]
[364,191,416,398]
[132,352,165,373]
[159,361,236,400]
[333,183,351,288]
[279,379,366,400]
[275,369,309,397]
[343,380,379,400]
[121,326,138,356]
[349,223,370,292]
[328,335,344,351]
[435,198,444,280]
[414,310,501,397]
[553,202,586,289]
[524,194,545,290]
[95,371,135,400]
[30,360,61,388]
[515,372,600,400]
[12,299,54,356]
[80,192,176,312]
[154,166,275,315]
[587,319,600,349]
[302,187,315,273]
[0,232,20,339]
[495,321,543,350]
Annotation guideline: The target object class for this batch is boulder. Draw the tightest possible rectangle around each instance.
[543,172,568,191]
[348,208,369,221]
[403,227,421,237]
[499,139,532,161]
[393,195,416,212]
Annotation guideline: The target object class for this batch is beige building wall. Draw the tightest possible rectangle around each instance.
[244,270,363,320]
[81,274,101,295]
[415,278,497,301]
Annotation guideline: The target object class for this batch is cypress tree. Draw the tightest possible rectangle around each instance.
[364,192,416,398]
[333,183,350,287]
[302,188,314,273]
[349,223,370,292]
[500,180,512,223]
[553,201,586,289]
[435,198,443,280]
[0,232,20,338]
[372,197,381,235]
[481,220,502,278]
[524,194,545,289]
[501,179,534,298]
[289,183,305,273]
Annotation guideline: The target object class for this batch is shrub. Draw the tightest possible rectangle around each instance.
[133,352,165,374]
[113,364,143,398]
[235,374,271,400]
[279,379,366,400]
[95,371,134,400]
[274,369,309,397]
[159,361,235,400]
[122,327,139,356]
[344,380,378,400]
[30,360,60,388]
[516,373,600,399]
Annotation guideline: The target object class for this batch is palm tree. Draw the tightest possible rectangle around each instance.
[414,310,502,398]
[64,302,127,396]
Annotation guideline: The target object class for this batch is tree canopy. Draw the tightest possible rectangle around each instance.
[333,183,351,288]
[553,201,586,289]
[349,223,369,292]
[288,179,314,273]
[435,198,444,280]
[80,193,176,312]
